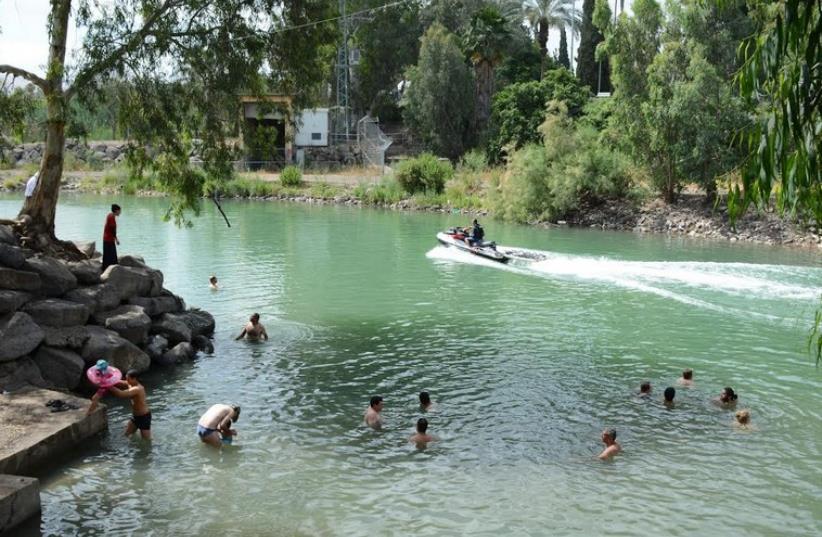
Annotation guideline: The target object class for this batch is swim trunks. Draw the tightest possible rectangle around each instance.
[130,412,152,430]
[197,425,216,438]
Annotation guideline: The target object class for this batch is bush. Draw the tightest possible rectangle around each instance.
[280,165,302,187]
[458,149,487,173]
[394,153,453,194]
[353,178,405,205]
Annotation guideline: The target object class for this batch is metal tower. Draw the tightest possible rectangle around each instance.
[334,0,351,143]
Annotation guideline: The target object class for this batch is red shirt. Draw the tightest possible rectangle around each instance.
[103,213,117,242]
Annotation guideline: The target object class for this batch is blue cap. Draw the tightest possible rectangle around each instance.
[95,359,109,371]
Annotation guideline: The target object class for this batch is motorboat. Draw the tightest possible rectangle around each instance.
[436,227,510,263]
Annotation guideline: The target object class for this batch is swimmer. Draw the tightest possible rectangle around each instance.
[638,381,652,397]
[663,386,676,408]
[714,387,738,408]
[598,428,621,460]
[364,395,384,430]
[105,370,152,440]
[419,391,433,411]
[197,404,241,448]
[677,368,694,387]
[734,409,753,430]
[235,313,268,341]
[209,275,219,290]
[409,418,436,446]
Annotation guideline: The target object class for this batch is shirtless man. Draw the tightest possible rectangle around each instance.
[103,370,152,440]
[364,396,384,430]
[409,418,436,447]
[677,368,694,387]
[235,313,268,340]
[197,404,241,448]
[419,391,433,411]
[598,428,621,460]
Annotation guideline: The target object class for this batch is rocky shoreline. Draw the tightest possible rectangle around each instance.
[0,224,215,394]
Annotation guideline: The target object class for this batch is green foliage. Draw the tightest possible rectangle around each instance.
[524,0,581,60]
[395,153,454,194]
[352,179,406,205]
[280,165,303,187]
[486,67,591,161]
[458,149,488,174]
[577,0,605,92]
[0,85,36,141]
[558,27,570,69]
[496,29,545,86]
[402,24,475,160]
[496,102,631,223]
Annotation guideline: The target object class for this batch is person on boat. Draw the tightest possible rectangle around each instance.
[235,313,268,340]
[197,404,240,448]
[638,381,652,397]
[364,395,384,429]
[409,418,436,447]
[598,428,621,460]
[463,219,485,246]
[663,387,676,408]
[714,387,738,408]
[419,391,433,411]
[677,368,694,387]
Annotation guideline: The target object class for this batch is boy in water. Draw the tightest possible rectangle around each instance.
[663,386,676,408]
[714,387,738,408]
[409,418,436,447]
[598,428,621,460]
[209,275,219,290]
[678,368,694,387]
[419,391,433,411]
[235,313,268,340]
[106,369,152,440]
[364,395,384,429]
[638,381,652,397]
[734,409,753,430]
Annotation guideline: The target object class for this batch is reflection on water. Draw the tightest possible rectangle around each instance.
[1,195,820,536]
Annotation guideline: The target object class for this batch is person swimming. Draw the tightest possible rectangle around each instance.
[734,409,752,428]
[663,386,676,408]
[715,387,738,408]
[638,381,652,397]
[235,313,268,341]
[409,417,436,446]
[598,428,621,460]
[678,368,694,387]
[209,275,219,290]
[364,395,384,429]
[419,391,433,411]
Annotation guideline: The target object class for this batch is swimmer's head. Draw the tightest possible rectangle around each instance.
[209,275,217,284]
[640,381,651,393]
[721,387,737,402]
[370,396,384,410]
[250,313,260,323]
[664,387,676,402]
[602,428,617,443]
[416,418,428,433]
[682,368,693,380]
[231,405,241,421]
[735,409,750,425]
[125,370,139,385]
[419,391,431,406]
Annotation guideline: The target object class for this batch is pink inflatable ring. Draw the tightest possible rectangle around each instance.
[86,360,122,388]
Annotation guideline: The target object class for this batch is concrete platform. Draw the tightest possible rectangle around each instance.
[0,388,107,476]
[0,475,39,535]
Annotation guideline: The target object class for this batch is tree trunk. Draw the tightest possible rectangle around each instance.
[538,19,549,57]
[474,61,494,132]
[18,0,72,240]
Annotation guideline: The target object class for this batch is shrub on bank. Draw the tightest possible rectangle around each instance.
[353,179,405,204]
[395,153,453,194]
[280,165,302,187]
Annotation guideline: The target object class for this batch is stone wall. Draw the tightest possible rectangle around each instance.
[0,226,215,393]
[0,140,129,168]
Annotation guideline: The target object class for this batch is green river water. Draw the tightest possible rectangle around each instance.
[1,194,820,537]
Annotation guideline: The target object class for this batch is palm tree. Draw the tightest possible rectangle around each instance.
[523,0,581,65]
[463,5,512,130]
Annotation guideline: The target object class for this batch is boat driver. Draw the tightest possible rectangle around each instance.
[464,219,484,246]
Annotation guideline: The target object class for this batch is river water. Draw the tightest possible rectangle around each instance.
[1,194,821,536]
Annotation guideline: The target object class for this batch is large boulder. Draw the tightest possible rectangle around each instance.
[80,325,150,373]
[192,334,214,354]
[63,283,121,313]
[23,298,89,327]
[65,259,101,285]
[0,289,32,314]
[0,225,16,245]
[0,312,44,362]
[0,356,45,391]
[72,240,96,259]
[0,243,27,269]
[176,309,216,337]
[42,325,91,349]
[32,346,85,390]
[145,334,169,362]
[101,264,153,300]
[25,256,77,296]
[0,267,41,292]
[92,305,151,345]
[150,313,191,345]
[161,342,195,365]
[127,295,182,316]
[118,254,147,268]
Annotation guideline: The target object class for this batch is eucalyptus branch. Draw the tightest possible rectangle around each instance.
[0,65,48,91]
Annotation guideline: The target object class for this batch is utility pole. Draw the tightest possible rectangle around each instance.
[334,0,351,143]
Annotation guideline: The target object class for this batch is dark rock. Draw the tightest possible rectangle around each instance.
[192,334,214,354]
[32,346,85,390]
[92,304,151,345]
[23,298,89,327]
[41,325,91,349]
[63,283,121,313]
[66,259,101,285]
[0,243,27,269]
[101,264,153,300]
[0,267,41,292]
[118,254,147,268]
[161,342,195,364]
[25,255,77,296]
[0,356,45,390]
[177,309,215,337]
[150,313,191,345]
[0,289,32,314]
[127,295,182,316]
[80,325,150,373]
[0,312,45,362]
[145,334,169,362]
[0,225,16,245]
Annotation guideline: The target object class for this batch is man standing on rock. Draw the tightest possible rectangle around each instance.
[102,203,121,272]
[197,404,240,448]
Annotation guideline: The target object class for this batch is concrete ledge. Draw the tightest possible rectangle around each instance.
[0,388,107,476]
[0,475,40,535]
